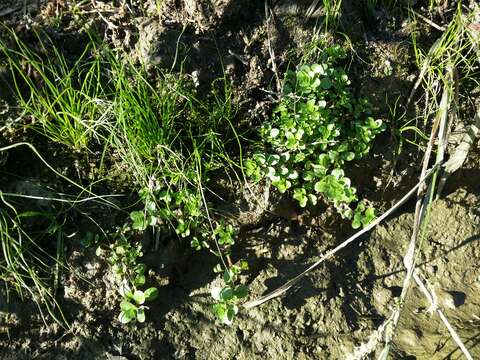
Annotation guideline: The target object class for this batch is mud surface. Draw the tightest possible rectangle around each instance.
[1,0,480,359]
[1,184,479,359]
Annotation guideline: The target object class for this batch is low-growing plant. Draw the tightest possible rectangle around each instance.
[103,233,158,324]
[130,186,202,238]
[246,45,384,228]
[211,260,249,325]
[100,46,247,325]
[206,222,249,325]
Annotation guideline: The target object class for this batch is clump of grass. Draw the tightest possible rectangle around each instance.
[0,192,68,326]
[307,0,343,30]
[99,46,241,240]
[1,27,247,325]
[0,28,108,151]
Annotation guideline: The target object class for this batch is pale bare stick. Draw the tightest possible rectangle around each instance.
[243,163,441,309]
[413,272,473,360]
[265,0,282,93]
[411,9,446,31]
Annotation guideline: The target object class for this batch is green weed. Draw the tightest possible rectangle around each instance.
[211,259,249,325]
[246,45,384,228]
[102,232,159,324]
[0,193,68,326]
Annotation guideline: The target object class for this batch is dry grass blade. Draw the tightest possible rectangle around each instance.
[377,59,452,356]
[412,272,473,360]
[306,0,321,19]
[265,0,281,93]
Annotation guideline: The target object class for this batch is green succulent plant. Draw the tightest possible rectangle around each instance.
[246,45,385,227]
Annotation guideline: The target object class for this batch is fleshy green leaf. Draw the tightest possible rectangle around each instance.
[144,287,159,301]
[132,290,146,305]
[130,211,147,231]
[136,308,146,323]
[220,287,234,301]
[134,274,146,286]
[119,309,135,324]
[120,300,137,312]
[234,284,248,299]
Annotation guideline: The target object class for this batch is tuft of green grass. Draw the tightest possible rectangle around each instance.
[307,0,343,31]
[0,29,108,151]
[0,192,68,327]
[96,45,241,240]
[0,26,246,327]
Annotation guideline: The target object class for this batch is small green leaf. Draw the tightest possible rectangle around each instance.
[226,306,236,324]
[220,287,234,301]
[136,308,146,323]
[314,180,326,193]
[134,263,146,275]
[130,211,147,231]
[212,303,228,323]
[320,77,332,89]
[120,300,137,313]
[352,215,362,229]
[223,269,234,283]
[342,152,355,161]
[239,260,249,270]
[119,310,135,324]
[95,246,103,257]
[134,274,146,286]
[144,287,159,301]
[311,63,324,74]
[270,128,280,138]
[234,284,248,299]
[293,188,307,208]
[133,290,146,305]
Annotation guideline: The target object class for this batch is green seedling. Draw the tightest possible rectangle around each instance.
[211,260,249,325]
[104,234,158,324]
[130,186,202,238]
[205,221,249,325]
[118,287,159,324]
[246,45,384,227]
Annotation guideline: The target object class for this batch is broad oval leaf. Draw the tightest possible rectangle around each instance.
[136,308,146,323]
[133,290,146,305]
[234,284,248,299]
[120,300,137,312]
[144,287,159,301]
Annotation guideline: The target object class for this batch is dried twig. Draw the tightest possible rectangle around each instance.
[243,163,441,309]
[413,272,474,360]
[265,0,282,94]
[411,9,447,31]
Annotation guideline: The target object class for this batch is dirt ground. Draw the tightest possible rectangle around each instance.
[0,0,479,359]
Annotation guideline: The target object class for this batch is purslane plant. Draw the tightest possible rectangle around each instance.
[102,234,159,324]
[245,46,384,228]
[211,260,249,325]
[208,223,249,325]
